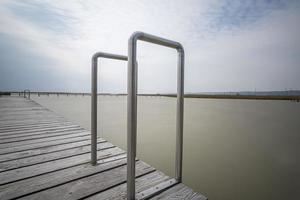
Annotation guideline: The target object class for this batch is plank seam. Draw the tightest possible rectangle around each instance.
[0,152,127,186]
[0,145,116,173]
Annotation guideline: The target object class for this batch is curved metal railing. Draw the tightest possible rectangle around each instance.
[90,32,184,200]
[91,52,127,165]
[23,90,31,99]
[127,32,184,199]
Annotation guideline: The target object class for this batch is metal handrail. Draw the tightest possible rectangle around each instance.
[91,52,127,165]
[127,31,185,199]
[23,90,31,99]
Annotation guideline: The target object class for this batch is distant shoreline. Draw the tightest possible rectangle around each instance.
[1,91,300,101]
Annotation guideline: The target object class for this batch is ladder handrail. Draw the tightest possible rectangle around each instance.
[23,90,31,99]
[127,31,185,200]
[91,52,127,165]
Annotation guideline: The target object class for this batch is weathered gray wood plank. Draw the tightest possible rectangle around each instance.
[0,117,65,125]
[0,147,124,185]
[0,111,56,118]
[0,131,89,149]
[0,106,45,110]
[0,155,127,200]
[86,171,171,200]
[0,116,63,123]
[149,183,207,200]
[0,121,73,132]
[0,127,82,139]
[0,138,105,162]
[0,141,113,172]
[0,123,76,134]
[0,135,91,155]
[19,161,154,200]
[0,126,83,141]
[0,119,69,127]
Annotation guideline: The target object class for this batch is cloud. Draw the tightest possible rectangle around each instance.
[0,0,299,92]
[187,4,300,92]
[204,0,288,31]
[3,1,74,33]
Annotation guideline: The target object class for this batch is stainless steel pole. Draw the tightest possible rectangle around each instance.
[127,31,185,199]
[127,36,137,199]
[23,90,30,99]
[91,52,127,166]
[91,55,98,166]
[175,47,184,182]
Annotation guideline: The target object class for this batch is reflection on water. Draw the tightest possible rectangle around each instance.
[33,95,300,200]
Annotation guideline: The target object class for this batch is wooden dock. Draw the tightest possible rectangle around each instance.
[0,96,207,200]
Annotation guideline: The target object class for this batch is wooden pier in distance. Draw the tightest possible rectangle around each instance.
[0,96,207,200]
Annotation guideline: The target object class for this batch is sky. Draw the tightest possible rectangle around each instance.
[0,0,299,93]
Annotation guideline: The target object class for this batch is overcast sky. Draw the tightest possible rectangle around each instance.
[0,0,299,93]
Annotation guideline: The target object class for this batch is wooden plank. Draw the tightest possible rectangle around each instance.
[136,178,178,199]
[149,183,207,200]
[0,112,52,117]
[0,131,89,149]
[0,105,49,110]
[0,120,70,128]
[0,146,124,185]
[86,171,171,200]
[0,122,73,132]
[0,155,127,200]
[0,104,38,109]
[0,122,74,133]
[0,117,65,125]
[0,110,58,116]
[0,127,80,138]
[0,113,61,119]
[18,161,154,200]
[0,138,105,162]
[0,107,45,112]
[0,141,113,172]
[0,109,56,114]
[0,135,91,155]
[0,115,63,122]
[0,106,48,110]
[0,126,83,140]
[0,111,55,117]
[0,125,82,139]
[0,114,62,119]
[0,110,50,114]
[0,108,51,112]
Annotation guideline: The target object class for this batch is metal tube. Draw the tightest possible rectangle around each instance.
[91,52,127,165]
[127,38,138,199]
[127,31,184,199]
[91,55,98,166]
[127,37,138,200]
[175,48,184,182]
[23,90,30,99]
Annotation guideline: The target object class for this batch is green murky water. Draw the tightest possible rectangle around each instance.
[32,95,300,200]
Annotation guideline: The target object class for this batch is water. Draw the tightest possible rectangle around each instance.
[32,95,300,200]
